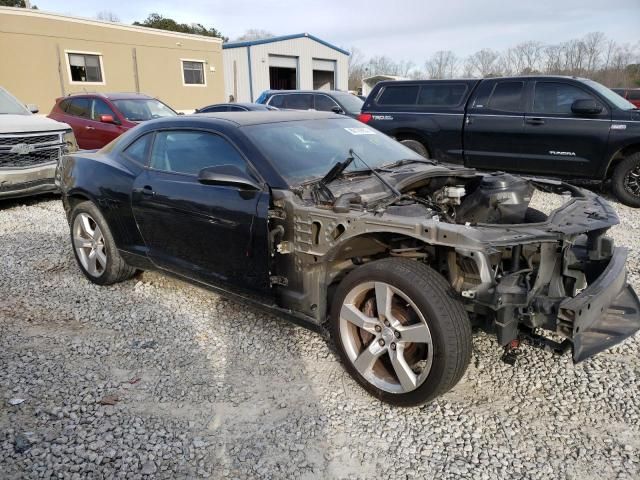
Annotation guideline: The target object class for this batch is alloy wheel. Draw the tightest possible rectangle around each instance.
[339,281,434,394]
[73,212,107,278]
[623,164,640,198]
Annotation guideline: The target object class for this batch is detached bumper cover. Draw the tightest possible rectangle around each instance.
[559,247,640,362]
[0,162,58,199]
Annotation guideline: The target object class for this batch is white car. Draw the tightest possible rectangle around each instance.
[0,87,77,199]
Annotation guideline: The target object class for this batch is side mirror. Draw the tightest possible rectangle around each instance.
[26,104,39,114]
[177,112,185,115]
[331,106,345,115]
[197,165,261,190]
[571,99,603,115]
[99,114,116,124]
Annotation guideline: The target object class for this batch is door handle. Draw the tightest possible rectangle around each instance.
[85,126,95,130]
[525,118,545,126]
[134,185,155,196]
[465,116,473,125]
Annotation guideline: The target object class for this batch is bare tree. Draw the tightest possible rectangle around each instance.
[425,51,458,79]
[583,32,605,73]
[96,10,120,22]
[234,29,274,42]
[465,49,501,77]
[347,46,366,90]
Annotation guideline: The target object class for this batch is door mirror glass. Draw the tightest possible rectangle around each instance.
[331,106,344,114]
[100,114,116,124]
[197,165,260,190]
[26,103,39,114]
[571,99,603,115]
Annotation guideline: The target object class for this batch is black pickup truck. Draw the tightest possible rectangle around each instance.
[359,76,640,206]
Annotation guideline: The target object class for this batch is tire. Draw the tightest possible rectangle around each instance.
[524,207,548,223]
[399,139,429,158]
[329,258,471,407]
[611,152,640,208]
[69,201,136,285]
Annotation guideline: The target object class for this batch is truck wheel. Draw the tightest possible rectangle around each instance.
[612,152,640,208]
[399,139,429,158]
[329,258,471,407]
[70,201,137,285]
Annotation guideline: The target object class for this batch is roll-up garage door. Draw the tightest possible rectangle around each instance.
[269,55,298,68]
[312,59,336,71]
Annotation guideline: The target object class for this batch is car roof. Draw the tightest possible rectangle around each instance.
[182,110,340,126]
[201,102,270,109]
[264,90,350,96]
[65,92,154,100]
[373,75,594,87]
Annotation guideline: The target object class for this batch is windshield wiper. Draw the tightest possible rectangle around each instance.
[311,155,356,203]
[349,149,401,198]
[383,158,436,168]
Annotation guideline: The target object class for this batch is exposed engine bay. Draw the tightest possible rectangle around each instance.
[268,162,640,364]
[302,163,537,226]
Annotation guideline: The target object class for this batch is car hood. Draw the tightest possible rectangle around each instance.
[0,114,70,134]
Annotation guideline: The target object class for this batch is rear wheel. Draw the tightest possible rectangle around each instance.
[611,152,640,208]
[399,138,429,158]
[330,258,471,407]
[70,201,136,285]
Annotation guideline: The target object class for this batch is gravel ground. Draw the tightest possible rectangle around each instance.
[0,191,639,480]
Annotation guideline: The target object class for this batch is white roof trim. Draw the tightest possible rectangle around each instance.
[0,6,223,43]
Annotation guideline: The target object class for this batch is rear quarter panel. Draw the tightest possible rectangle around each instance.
[362,80,478,162]
[58,151,146,256]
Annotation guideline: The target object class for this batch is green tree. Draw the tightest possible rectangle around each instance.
[133,13,226,41]
[0,0,37,7]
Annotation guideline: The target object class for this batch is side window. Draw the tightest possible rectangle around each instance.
[487,81,524,112]
[314,94,339,111]
[91,99,117,121]
[228,106,247,112]
[150,131,249,176]
[59,99,71,112]
[66,98,91,118]
[377,85,419,105]
[284,94,313,110]
[201,105,229,113]
[123,133,153,165]
[533,82,596,114]
[417,84,467,106]
[269,95,285,108]
[627,90,640,101]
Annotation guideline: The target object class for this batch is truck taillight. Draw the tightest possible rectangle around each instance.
[357,113,372,124]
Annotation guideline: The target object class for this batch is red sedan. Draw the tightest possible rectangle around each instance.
[48,93,178,149]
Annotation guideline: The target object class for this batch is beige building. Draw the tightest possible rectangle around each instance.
[0,7,225,113]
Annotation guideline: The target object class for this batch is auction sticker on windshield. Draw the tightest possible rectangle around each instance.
[344,127,376,135]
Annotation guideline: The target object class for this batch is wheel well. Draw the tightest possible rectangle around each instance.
[606,143,640,178]
[64,193,91,220]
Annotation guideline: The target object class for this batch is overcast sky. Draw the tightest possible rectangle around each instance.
[35,0,640,63]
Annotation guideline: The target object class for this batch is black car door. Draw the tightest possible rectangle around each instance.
[463,79,527,171]
[131,129,270,292]
[519,80,611,177]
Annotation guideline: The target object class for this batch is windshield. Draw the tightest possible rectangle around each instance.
[583,79,636,110]
[0,88,29,115]
[335,93,364,114]
[243,118,424,185]
[112,99,177,121]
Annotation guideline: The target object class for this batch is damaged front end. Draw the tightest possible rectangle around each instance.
[270,163,640,364]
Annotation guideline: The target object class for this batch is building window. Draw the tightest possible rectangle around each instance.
[67,52,104,83]
[182,60,206,86]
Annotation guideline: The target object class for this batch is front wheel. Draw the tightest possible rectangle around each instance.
[611,152,640,208]
[330,258,471,407]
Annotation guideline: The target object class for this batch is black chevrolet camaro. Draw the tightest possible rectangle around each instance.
[57,111,640,406]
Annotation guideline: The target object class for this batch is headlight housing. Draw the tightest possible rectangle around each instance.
[62,130,78,154]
